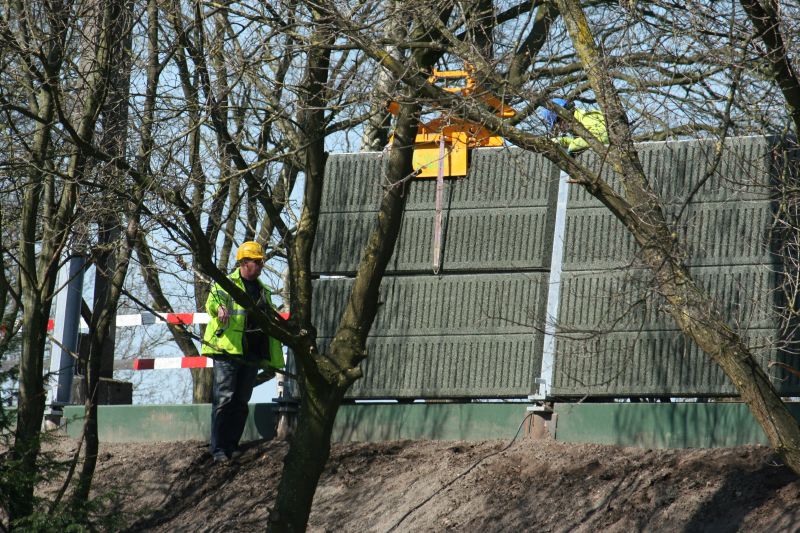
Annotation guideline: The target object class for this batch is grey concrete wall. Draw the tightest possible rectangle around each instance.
[312,147,560,274]
[552,136,800,397]
[315,273,548,398]
[314,136,800,399]
[313,147,558,398]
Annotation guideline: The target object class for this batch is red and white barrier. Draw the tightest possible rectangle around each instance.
[44,310,289,371]
[133,356,214,370]
[46,312,211,332]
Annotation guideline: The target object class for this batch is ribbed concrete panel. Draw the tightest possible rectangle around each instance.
[311,136,799,399]
[563,201,776,271]
[568,136,781,208]
[321,152,387,213]
[551,329,781,397]
[440,208,554,270]
[674,201,775,266]
[314,273,549,338]
[558,266,781,333]
[552,135,799,397]
[561,207,638,271]
[313,147,560,274]
[314,206,555,274]
[426,147,558,209]
[321,147,560,214]
[313,273,548,398]
[331,333,543,398]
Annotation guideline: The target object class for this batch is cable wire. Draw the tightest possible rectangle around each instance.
[384,411,536,532]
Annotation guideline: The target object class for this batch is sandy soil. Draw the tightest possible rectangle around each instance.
[25,433,797,533]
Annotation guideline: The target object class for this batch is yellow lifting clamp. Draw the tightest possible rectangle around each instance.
[388,68,515,178]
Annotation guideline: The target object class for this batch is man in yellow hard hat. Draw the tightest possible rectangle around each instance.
[202,241,284,463]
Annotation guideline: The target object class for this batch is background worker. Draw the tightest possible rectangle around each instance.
[202,241,284,463]
[542,98,608,153]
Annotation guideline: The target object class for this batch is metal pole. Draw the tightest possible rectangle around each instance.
[531,171,570,401]
[432,135,446,274]
[274,347,299,439]
[47,256,85,414]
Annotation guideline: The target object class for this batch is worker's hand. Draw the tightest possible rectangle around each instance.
[217,305,229,325]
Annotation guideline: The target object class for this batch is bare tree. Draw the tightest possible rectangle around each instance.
[115,3,451,530]
[131,0,311,403]
[0,0,138,523]
[739,0,800,133]
[2,1,80,523]
[69,0,139,506]
[5,0,800,530]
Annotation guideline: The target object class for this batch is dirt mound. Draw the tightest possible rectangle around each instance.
[48,436,800,532]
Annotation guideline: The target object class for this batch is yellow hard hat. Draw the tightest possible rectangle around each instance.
[236,241,264,261]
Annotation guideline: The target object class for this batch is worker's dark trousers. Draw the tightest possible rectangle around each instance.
[210,354,259,458]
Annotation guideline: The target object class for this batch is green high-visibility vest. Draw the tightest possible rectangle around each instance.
[554,109,609,153]
[201,269,284,369]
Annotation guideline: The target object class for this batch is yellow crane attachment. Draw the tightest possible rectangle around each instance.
[389,68,514,178]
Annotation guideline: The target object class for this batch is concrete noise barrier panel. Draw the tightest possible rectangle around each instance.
[314,273,549,399]
[553,136,800,397]
[312,147,561,275]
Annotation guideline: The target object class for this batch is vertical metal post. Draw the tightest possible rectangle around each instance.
[47,256,85,412]
[432,135,446,274]
[275,347,299,439]
[531,171,570,400]
[284,348,299,399]
[275,362,285,399]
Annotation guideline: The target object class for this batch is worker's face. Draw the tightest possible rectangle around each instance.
[239,258,264,280]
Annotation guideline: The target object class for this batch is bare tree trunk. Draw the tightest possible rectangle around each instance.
[59,0,134,509]
[73,214,138,504]
[268,37,425,531]
[268,373,342,531]
[264,7,457,529]
[7,2,71,521]
[361,1,405,151]
[9,291,49,521]
[739,0,800,135]
[556,0,800,473]
[0,211,21,358]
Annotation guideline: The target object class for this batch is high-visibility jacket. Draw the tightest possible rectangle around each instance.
[554,109,608,153]
[201,269,284,369]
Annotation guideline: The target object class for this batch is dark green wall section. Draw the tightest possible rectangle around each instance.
[313,147,558,400]
[63,402,800,449]
[331,403,528,442]
[62,403,527,443]
[313,136,800,400]
[554,402,800,448]
[315,273,548,399]
[62,404,278,443]
[312,147,560,274]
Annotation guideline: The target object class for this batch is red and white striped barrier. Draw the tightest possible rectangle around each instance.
[46,312,211,332]
[43,310,289,371]
[129,311,289,371]
[133,356,214,370]
[47,310,289,331]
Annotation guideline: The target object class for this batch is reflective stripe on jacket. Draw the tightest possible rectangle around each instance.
[555,109,608,153]
[201,269,284,369]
